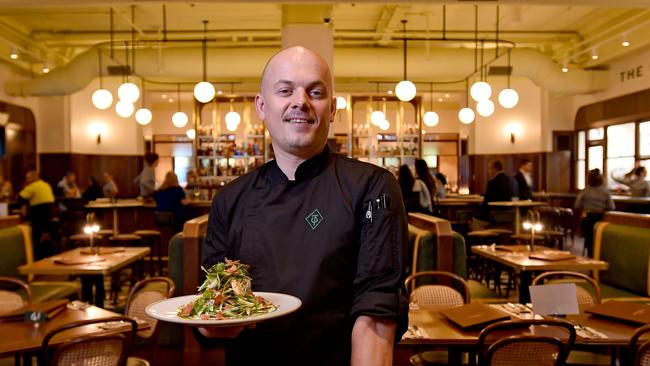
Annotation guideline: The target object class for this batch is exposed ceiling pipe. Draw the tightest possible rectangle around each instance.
[4,45,608,97]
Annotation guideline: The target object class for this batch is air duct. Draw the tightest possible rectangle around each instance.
[5,44,608,96]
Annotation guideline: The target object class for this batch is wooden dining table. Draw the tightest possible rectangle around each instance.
[19,247,150,308]
[85,199,144,235]
[0,302,147,356]
[399,303,641,364]
[471,245,609,303]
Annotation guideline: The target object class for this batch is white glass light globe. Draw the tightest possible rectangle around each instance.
[395,80,417,102]
[225,111,241,125]
[470,81,492,102]
[186,128,196,140]
[172,111,189,128]
[193,81,216,103]
[115,100,134,118]
[378,119,390,131]
[458,108,475,124]
[335,96,347,110]
[370,110,385,126]
[135,108,152,125]
[226,120,239,132]
[92,89,113,110]
[498,88,519,109]
[476,99,495,117]
[117,82,140,103]
[423,111,440,127]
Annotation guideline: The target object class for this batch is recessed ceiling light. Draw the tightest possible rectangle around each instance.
[591,48,599,60]
[438,98,443,102]
[444,93,450,98]
[168,98,174,103]
[561,61,569,73]
[387,90,393,95]
[161,94,167,99]
[622,34,630,47]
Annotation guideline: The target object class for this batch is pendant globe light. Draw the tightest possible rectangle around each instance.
[476,99,495,117]
[458,79,475,124]
[135,80,152,125]
[193,20,216,103]
[395,20,416,102]
[423,82,439,127]
[370,82,385,126]
[91,50,113,110]
[118,14,140,104]
[498,49,519,109]
[172,83,189,128]
[116,100,134,118]
[186,128,196,140]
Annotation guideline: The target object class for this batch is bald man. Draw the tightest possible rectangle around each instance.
[201,47,408,365]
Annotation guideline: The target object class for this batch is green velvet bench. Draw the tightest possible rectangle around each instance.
[0,215,79,302]
[593,212,650,302]
[407,213,503,303]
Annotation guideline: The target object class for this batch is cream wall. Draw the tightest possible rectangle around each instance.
[69,76,144,155]
[572,46,650,117]
[472,78,543,154]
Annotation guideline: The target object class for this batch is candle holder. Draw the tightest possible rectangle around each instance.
[522,210,543,252]
[83,213,101,255]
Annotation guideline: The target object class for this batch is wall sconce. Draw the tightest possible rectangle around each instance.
[505,123,522,144]
[89,122,107,144]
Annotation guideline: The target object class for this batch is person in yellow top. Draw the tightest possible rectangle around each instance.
[19,170,55,259]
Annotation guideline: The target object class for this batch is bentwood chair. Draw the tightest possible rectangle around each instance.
[124,277,175,366]
[629,324,650,366]
[405,271,471,307]
[0,276,31,313]
[41,316,137,366]
[532,271,601,305]
[405,271,470,366]
[477,319,576,366]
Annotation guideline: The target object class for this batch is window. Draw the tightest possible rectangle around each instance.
[588,146,603,174]
[640,121,650,157]
[588,128,604,141]
[607,123,636,188]
[576,131,586,189]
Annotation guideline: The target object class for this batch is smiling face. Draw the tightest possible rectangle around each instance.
[255,47,336,160]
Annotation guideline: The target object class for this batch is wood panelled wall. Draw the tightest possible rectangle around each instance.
[39,153,142,197]
[575,88,650,129]
[0,101,36,188]
[463,151,572,195]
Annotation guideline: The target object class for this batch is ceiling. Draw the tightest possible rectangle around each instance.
[1,1,649,96]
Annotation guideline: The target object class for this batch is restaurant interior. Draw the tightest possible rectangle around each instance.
[1,0,650,365]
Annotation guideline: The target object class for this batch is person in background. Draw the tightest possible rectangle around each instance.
[435,171,448,198]
[514,159,533,200]
[575,169,615,257]
[82,177,102,202]
[133,152,159,199]
[154,171,189,233]
[102,172,118,199]
[18,170,55,259]
[414,159,444,202]
[57,171,81,198]
[200,46,407,365]
[0,174,13,201]
[473,160,516,229]
[398,164,432,214]
[611,166,649,197]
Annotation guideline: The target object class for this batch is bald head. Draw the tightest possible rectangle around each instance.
[260,46,333,94]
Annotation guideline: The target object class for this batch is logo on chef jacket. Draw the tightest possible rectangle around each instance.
[305,209,324,230]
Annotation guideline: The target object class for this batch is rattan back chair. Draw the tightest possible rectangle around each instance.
[531,271,601,305]
[124,277,175,339]
[405,271,470,307]
[41,316,137,366]
[0,276,31,313]
[630,324,650,366]
[477,319,576,366]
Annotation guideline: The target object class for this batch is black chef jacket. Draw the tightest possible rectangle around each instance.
[202,146,409,366]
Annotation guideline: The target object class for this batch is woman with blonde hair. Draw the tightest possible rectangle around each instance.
[154,171,189,232]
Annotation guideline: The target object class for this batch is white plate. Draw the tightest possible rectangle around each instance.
[145,292,302,326]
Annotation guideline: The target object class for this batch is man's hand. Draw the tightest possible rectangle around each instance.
[197,323,256,339]
[351,315,396,366]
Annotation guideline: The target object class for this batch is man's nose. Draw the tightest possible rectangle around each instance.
[290,89,309,109]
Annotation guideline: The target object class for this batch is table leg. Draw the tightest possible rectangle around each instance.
[518,271,532,303]
[514,207,521,235]
[80,275,105,308]
[112,207,119,236]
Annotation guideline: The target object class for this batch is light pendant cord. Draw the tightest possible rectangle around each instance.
[442,5,446,40]
[507,49,512,89]
[110,7,114,59]
[402,19,407,80]
[495,6,500,59]
[474,5,478,72]
[429,82,433,111]
[202,20,208,80]
[465,79,469,107]
[131,5,135,74]
[177,83,181,112]
[97,50,103,89]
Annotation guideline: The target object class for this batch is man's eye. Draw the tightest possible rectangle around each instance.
[277,88,292,95]
[310,90,324,98]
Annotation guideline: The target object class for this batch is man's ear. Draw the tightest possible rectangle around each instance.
[330,96,337,123]
[254,93,266,121]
